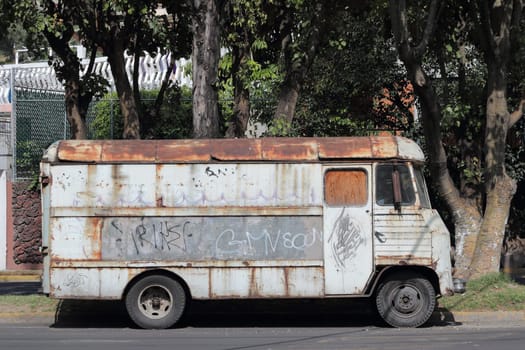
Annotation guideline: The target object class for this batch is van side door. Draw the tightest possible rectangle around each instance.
[323,165,374,295]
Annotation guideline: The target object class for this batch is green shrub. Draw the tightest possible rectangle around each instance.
[90,86,193,139]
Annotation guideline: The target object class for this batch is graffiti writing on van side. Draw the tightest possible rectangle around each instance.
[64,273,88,288]
[328,209,364,268]
[215,228,321,257]
[111,219,189,255]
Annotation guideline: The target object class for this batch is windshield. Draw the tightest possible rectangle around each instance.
[375,164,415,206]
[414,166,431,208]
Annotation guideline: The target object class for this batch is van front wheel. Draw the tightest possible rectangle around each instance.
[125,275,187,329]
[375,273,435,328]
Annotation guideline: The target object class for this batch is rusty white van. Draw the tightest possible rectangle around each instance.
[40,136,454,329]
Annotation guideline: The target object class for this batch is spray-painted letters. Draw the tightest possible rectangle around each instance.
[102,216,323,261]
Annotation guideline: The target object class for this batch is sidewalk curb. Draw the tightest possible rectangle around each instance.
[432,309,525,327]
[0,270,41,282]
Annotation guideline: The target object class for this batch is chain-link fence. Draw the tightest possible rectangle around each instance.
[14,89,66,179]
[13,89,65,179]
[12,89,125,180]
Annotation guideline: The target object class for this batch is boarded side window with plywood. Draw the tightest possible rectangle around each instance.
[324,169,368,206]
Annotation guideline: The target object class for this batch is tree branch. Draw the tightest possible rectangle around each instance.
[509,99,525,128]
[510,0,524,43]
[413,0,443,58]
[389,0,409,52]
[478,0,496,57]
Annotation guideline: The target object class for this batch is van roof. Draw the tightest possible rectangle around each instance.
[45,136,425,163]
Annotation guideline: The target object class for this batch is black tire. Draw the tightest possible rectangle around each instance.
[375,272,436,328]
[125,274,187,329]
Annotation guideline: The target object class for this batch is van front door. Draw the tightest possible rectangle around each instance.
[323,166,373,295]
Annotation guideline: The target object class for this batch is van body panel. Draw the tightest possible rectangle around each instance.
[40,136,453,306]
[323,165,374,295]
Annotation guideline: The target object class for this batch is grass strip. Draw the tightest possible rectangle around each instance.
[439,273,525,311]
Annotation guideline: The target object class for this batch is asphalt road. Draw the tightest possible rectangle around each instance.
[0,282,41,295]
[1,281,524,350]
[0,323,524,350]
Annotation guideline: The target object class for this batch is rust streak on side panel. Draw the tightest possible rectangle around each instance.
[155,163,164,207]
[101,140,157,162]
[87,217,103,260]
[376,255,432,266]
[283,267,290,297]
[262,138,318,160]
[208,268,212,298]
[249,268,259,297]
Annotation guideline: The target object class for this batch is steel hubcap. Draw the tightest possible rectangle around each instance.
[393,286,420,314]
[138,285,173,319]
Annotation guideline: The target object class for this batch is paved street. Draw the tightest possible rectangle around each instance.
[0,282,41,295]
[1,280,524,349]
[1,322,524,350]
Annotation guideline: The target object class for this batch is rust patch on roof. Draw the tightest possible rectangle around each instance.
[101,140,157,162]
[318,137,372,159]
[210,139,262,160]
[57,140,103,162]
[370,136,397,158]
[53,136,418,163]
[157,139,212,162]
[262,138,318,161]
[318,136,398,159]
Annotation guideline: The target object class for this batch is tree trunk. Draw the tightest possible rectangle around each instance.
[64,80,88,139]
[225,44,250,138]
[469,67,516,278]
[389,0,481,279]
[106,42,141,139]
[44,28,88,140]
[191,0,221,138]
[273,3,322,125]
[274,78,300,124]
[410,64,482,279]
[467,0,523,279]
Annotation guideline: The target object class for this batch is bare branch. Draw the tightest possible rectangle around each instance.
[478,0,496,56]
[389,0,408,47]
[510,0,525,43]
[509,99,525,128]
[413,0,443,58]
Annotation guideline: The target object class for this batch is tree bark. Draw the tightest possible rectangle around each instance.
[105,41,141,139]
[64,79,88,140]
[191,0,222,138]
[225,44,250,138]
[273,3,322,125]
[389,0,482,279]
[410,63,482,279]
[467,0,523,279]
[44,26,88,140]
[274,77,300,124]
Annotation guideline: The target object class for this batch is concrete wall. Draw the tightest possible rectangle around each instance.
[0,170,6,270]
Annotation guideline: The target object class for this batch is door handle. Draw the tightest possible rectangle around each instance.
[374,231,386,243]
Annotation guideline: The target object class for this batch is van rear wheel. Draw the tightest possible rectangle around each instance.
[375,272,435,328]
[125,275,187,329]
